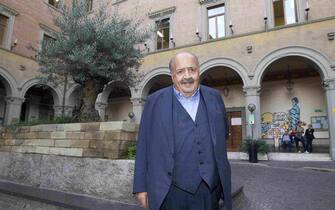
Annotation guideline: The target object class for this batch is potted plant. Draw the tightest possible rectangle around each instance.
[242,138,269,163]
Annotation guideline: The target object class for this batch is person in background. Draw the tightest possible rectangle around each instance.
[304,124,315,153]
[295,121,305,153]
[281,130,292,152]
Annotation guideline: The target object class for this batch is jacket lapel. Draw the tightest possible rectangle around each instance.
[159,86,175,155]
[200,85,217,146]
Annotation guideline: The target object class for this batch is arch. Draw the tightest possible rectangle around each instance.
[138,67,171,99]
[98,81,132,104]
[199,57,249,86]
[253,46,333,86]
[19,78,62,106]
[0,66,19,96]
[65,83,82,107]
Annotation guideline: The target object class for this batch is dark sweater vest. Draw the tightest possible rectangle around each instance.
[172,93,219,194]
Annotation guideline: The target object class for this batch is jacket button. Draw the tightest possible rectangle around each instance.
[168,172,172,176]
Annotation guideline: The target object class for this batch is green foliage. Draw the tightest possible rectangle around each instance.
[127,141,137,159]
[35,0,149,121]
[38,0,149,87]
[242,138,269,155]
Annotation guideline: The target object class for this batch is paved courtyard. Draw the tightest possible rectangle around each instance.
[0,160,334,210]
[232,160,335,210]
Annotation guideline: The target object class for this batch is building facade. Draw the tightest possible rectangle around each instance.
[0,0,335,158]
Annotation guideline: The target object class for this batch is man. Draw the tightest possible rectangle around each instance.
[133,52,232,210]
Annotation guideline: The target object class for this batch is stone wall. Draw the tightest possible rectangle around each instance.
[0,122,138,159]
[0,151,137,205]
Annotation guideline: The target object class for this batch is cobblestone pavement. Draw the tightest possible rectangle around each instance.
[1,161,334,210]
[231,160,335,210]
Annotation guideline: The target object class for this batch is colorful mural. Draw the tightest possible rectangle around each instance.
[262,97,301,139]
[261,112,289,139]
[289,97,300,130]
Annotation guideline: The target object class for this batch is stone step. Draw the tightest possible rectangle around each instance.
[228,152,332,161]
[267,152,331,161]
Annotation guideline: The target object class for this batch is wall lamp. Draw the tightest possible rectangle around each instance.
[264,16,268,31]
[229,21,234,35]
[170,37,175,47]
[305,1,310,21]
[144,43,150,53]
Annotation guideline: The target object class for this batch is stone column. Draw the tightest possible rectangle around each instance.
[243,86,261,139]
[324,79,335,160]
[53,105,75,118]
[64,106,75,117]
[53,105,63,118]
[95,102,107,121]
[131,97,146,123]
[4,96,25,125]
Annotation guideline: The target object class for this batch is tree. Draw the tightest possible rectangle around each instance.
[38,0,148,121]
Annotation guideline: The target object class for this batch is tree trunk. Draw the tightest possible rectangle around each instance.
[79,80,102,122]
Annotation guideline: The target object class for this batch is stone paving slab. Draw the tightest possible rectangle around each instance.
[231,161,335,210]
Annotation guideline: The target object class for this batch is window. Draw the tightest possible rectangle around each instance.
[208,5,225,39]
[156,18,170,50]
[86,0,93,12]
[42,33,56,52]
[0,14,8,47]
[48,0,61,8]
[273,0,297,26]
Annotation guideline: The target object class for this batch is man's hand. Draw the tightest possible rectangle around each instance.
[136,192,148,208]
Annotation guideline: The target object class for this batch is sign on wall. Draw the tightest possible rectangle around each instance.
[311,116,328,131]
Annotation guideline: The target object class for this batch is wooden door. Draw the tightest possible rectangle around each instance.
[226,111,242,151]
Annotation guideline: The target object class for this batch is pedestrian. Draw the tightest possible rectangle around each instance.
[304,124,315,153]
[133,52,232,210]
[295,121,306,153]
[281,130,292,152]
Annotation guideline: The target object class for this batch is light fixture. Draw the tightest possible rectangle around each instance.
[170,37,175,47]
[157,31,164,38]
[144,43,150,52]
[264,16,268,31]
[229,21,234,35]
[305,1,310,21]
[222,86,229,97]
[285,65,294,94]
[196,27,202,41]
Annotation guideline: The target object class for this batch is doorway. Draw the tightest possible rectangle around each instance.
[226,110,244,151]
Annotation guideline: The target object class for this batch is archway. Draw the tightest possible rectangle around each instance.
[201,66,245,151]
[141,74,172,99]
[104,82,132,121]
[20,85,57,122]
[260,56,329,153]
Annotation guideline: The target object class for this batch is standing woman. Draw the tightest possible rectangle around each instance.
[305,124,315,153]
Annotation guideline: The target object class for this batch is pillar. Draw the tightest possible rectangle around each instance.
[324,79,335,160]
[131,97,146,123]
[95,102,107,121]
[4,96,25,125]
[243,86,261,139]
[53,105,63,118]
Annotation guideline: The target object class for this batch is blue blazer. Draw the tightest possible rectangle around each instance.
[133,85,232,210]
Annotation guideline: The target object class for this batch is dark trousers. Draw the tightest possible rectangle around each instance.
[294,137,305,152]
[160,181,222,210]
[305,138,314,153]
[282,141,292,152]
